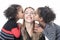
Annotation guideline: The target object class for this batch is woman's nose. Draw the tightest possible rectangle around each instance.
[28,13,31,16]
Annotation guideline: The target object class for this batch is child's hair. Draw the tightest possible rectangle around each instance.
[38,6,56,23]
[4,4,22,19]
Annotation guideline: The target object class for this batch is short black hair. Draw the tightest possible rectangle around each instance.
[4,4,21,19]
[38,6,56,23]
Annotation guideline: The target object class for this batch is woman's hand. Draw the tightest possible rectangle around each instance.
[34,23,44,33]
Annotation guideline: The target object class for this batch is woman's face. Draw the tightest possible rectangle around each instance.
[17,7,24,19]
[24,8,35,23]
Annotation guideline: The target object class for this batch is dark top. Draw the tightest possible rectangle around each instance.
[0,18,21,40]
[15,28,45,40]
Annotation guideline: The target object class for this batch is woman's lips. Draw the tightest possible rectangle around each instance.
[26,17,32,20]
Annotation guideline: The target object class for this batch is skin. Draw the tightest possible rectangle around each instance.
[34,9,39,21]
[24,8,35,23]
[16,7,24,19]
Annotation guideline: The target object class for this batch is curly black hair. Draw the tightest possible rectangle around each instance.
[38,6,56,23]
[4,4,21,19]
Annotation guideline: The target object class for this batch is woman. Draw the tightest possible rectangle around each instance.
[0,4,24,40]
[34,6,60,40]
[20,7,45,40]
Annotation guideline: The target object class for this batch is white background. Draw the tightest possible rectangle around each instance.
[0,0,60,30]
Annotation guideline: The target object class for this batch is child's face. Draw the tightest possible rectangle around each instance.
[17,7,24,19]
[34,10,39,21]
[35,9,44,22]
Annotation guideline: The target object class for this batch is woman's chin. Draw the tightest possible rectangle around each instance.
[26,20,33,23]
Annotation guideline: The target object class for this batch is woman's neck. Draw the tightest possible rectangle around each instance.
[25,22,33,30]
[25,21,33,37]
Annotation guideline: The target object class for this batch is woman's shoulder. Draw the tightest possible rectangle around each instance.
[53,23,60,31]
[47,22,60,28]
[49,22,60,34]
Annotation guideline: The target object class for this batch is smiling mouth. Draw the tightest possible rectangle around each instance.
[27,17,32,20]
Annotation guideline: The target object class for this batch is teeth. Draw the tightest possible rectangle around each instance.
[28,18,30,19]
[35,21,39,24]
[27,17,32,19]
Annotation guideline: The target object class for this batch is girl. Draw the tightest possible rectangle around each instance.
[0,4,24,40]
